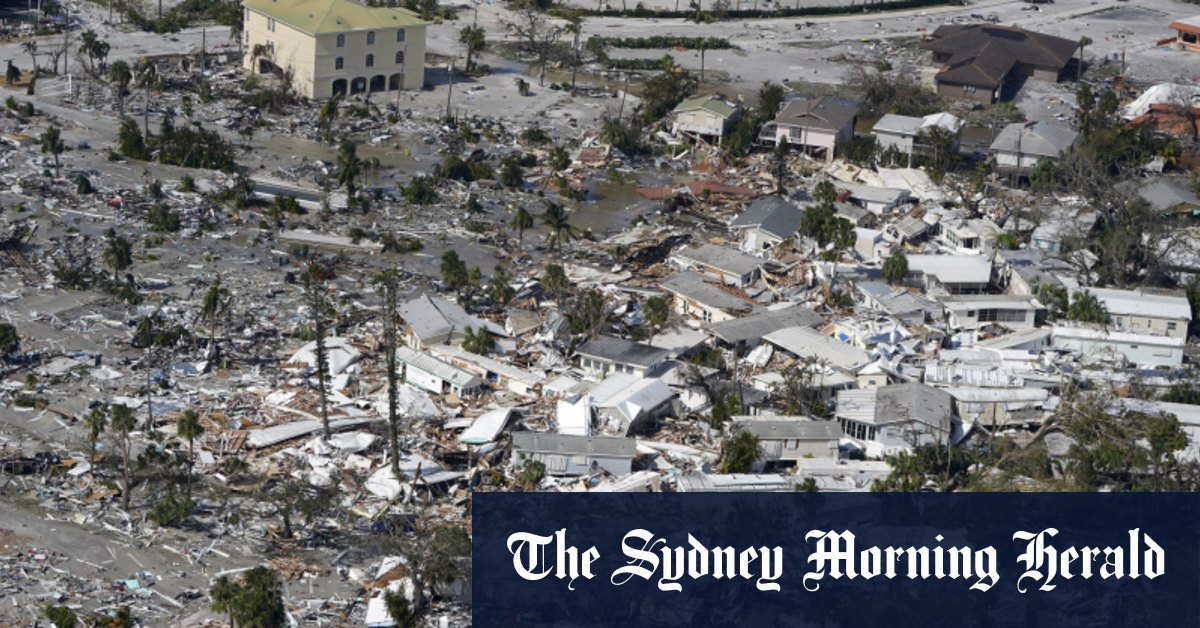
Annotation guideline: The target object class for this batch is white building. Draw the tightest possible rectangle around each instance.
[1051,324,1185,368]
[396,346,482,396]
[872,112,964,156]
[941,294,1043,330]
[1087,287,1191,339]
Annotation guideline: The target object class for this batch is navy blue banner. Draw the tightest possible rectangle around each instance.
[472,493,1200,627]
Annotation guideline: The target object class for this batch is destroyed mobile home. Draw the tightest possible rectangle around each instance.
[2,0,1200,623]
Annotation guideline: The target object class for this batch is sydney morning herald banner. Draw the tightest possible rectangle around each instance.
[472,493,1200,627]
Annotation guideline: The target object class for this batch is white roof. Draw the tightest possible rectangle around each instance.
[873,114,923,136]
[941,295,1040,312]
[1121,83,1200,120]
[906,254,992,285]
[459,408,516,444]
[585,373,642,406]
[834,388,878,423]
[396,346,481,387]
[598,378,674,422]
[947,387,1049,403]
[1087,287,1192,321]
[285,336,361,376]
[1051,324,1186,346]
[429,345,543,386]
[762,326,872,372]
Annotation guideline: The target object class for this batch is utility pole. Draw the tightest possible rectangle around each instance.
[444,60,454,122]
[700,46,705,84]
[617,72,629,121]
[200,27,206,73]
[63,4,69,77]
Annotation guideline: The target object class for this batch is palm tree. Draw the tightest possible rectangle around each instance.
[318,96,340,144]
[83,406,107,467]
[459,24,486,73]
[882,249,908,285]
[643,295,669,343]
[335,139,363,202]
[176,409,203,499]
[102,228,132,282]
[40,125,64,178]
[719,429,761,473]
[1076,36,1093,80]
[303,264,333,441]
[108,59,132,115]
[509,206,534,248]
[109,403,136,510]
[210,575,239,628]
[377,270,403,479]
[563,12,583,92]
[541,201,580,252]
[200,276,230,355]
[1068,290,1108,324]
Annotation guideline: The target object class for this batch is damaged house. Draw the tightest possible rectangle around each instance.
[835,383,959,457]
[511,432,637,476]
[728,196,803,255]
[399,293,508,350]
[576,335,672,378]
[731,417,841,467]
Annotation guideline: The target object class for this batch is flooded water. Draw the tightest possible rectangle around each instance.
[570,179,651,237]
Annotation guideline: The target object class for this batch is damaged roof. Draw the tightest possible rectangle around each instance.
[730,196,803,240]
[576,335,673,368]
[399,293,506,343]
[708,305,824,345]
[661,272,757,316]
[511,432,637,458]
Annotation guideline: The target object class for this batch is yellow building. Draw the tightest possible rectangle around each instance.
[242,0,426,99]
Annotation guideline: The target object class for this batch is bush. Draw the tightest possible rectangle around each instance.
[148,204,182,232]
[437,155,494,182]
[148,492,195,527]
[403,176,438,205]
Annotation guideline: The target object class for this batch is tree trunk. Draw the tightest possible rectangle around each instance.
[315,318,331,440]
[121,439,132,511]
[186,438,194,499]
[571,32,579,92]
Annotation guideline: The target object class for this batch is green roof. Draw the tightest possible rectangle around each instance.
[243,0,426,35]
[673,95,738,118]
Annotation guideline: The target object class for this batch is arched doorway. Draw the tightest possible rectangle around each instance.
[332,79,347,97]
[350,77,367,95]
[388,73,402,90]
[369,74,386,93]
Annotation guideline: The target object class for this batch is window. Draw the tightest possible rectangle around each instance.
[335,56,344,70]
[396,29,406,42]
[365,54,374,67]
[977,308,1028,323]
[395,50,405,64]
[367,31,375,44]
[336,34,345,48]
[965,85,977,93]
[267,17,275,31]
[1168,322,1178,331]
